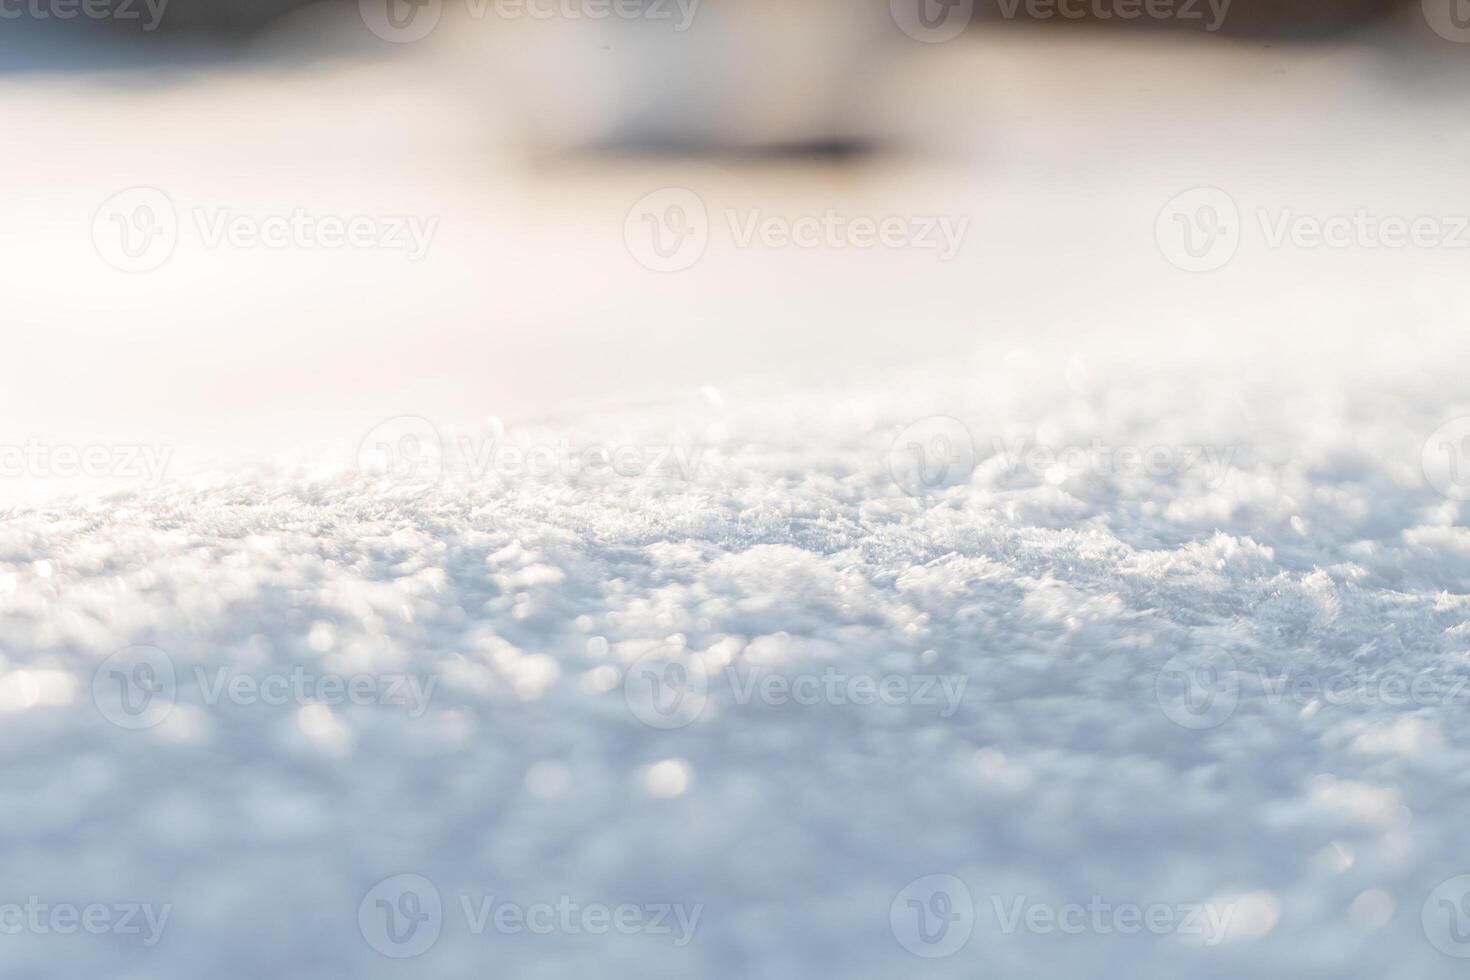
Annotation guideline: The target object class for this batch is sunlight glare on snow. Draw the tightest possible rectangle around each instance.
[296,703,353,755]
[0,669,75,712]
[643,759,691,799]
[1210,891,1280,943]
[1348,889,1394,931]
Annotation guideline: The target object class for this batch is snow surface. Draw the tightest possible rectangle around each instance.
[6,336,1470,979]
[7,21,1470,980]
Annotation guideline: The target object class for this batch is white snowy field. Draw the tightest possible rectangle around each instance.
[4,16,1470,979]
[8,336,1470,978]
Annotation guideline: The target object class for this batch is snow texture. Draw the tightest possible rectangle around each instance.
[5,341,1470,979]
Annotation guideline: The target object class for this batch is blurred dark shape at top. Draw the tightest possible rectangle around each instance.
[0,0,319,70]
[1,0,1416,40]
[972,0,1408,36]
[4,0,323,34]
[157,0,320,32]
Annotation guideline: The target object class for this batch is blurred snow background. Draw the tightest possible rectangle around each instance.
[4,3,1470,977]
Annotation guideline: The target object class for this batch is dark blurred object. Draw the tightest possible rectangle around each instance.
[147,0,322,32]
[970,0,1407,36]
[3,0,326,35]
[20,0,1414,38]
